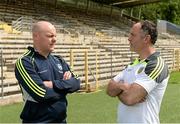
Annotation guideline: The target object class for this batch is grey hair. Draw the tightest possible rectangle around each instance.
[140,20,158,45]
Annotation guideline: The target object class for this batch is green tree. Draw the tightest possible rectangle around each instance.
[125,0,180,25]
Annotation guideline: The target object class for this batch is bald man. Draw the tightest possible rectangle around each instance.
[15,21,80,123]
[107,20,169,123]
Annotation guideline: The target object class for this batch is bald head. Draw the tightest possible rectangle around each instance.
[32,21,57,57]
[32,21,56,33]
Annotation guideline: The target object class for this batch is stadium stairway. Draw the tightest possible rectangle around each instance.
[0,1,180,103]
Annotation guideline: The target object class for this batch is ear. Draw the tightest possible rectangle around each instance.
[33,32,38,39]
[144,35,151,44]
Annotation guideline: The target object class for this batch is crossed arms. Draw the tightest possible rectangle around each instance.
[106,79,147,106]
[43,71,72,88]
[15,57,80,102]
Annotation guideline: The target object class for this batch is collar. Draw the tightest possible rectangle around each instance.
[146,52,160,61]
[131,52,160,66]
[27,46,50,59]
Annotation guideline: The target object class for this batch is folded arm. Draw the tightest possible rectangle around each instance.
[106,79,147,106]
[106,79,130,97]
[44,71,80,93]
[118,82,147,106]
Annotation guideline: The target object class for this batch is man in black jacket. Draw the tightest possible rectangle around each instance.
[15,21,80,123]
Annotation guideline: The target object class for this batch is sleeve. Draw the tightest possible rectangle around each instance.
[134,57,168,93]
[134,71,157,94]
[53,78,80,93]
[15,57,63,102]
[52,58,80,93]
[113,70,124,82]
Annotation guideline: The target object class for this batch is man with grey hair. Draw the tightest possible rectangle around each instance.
[107,20,169,123]
[15,21,80,123]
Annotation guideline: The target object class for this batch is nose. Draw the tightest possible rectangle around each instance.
[128,35,131,42]
[128,37,130,42]
[52,36,56,43]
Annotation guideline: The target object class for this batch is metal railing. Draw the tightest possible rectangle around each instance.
[91,41,135,78]
[12,16,33,32]
[69,49,99,91]
[12,17,23,31]
[0,48,4,98]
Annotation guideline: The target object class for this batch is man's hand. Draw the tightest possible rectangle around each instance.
[139,97,146,103]
[118,93,146,105]
[43,81,53,88]
[63,71,72,80]
[117,83,147,106]
[107,79,123,97]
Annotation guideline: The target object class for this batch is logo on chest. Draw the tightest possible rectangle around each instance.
[136,66,145,74]
[57,64,63,73]
[57,64,62,70]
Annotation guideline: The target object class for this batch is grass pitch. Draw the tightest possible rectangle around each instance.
[0,72,180,123]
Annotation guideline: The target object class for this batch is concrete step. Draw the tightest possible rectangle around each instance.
[0,85,21,97]
[0,78,18,86]
[0,93,22,106]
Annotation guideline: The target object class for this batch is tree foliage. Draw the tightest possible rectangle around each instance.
[126,0,180,25]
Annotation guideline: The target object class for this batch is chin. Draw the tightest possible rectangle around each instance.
[50,46,55,50]
[49,48,54,52]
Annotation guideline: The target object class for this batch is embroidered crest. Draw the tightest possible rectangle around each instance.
[57,64,62,70]
[137,67,145,74]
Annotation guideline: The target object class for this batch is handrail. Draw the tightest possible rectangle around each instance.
[12,17,23,31]
[12,16,33,32]
[70,49,99,91]
[91,41,135,78]
[88,67,96,83]
[0,47,4,98]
